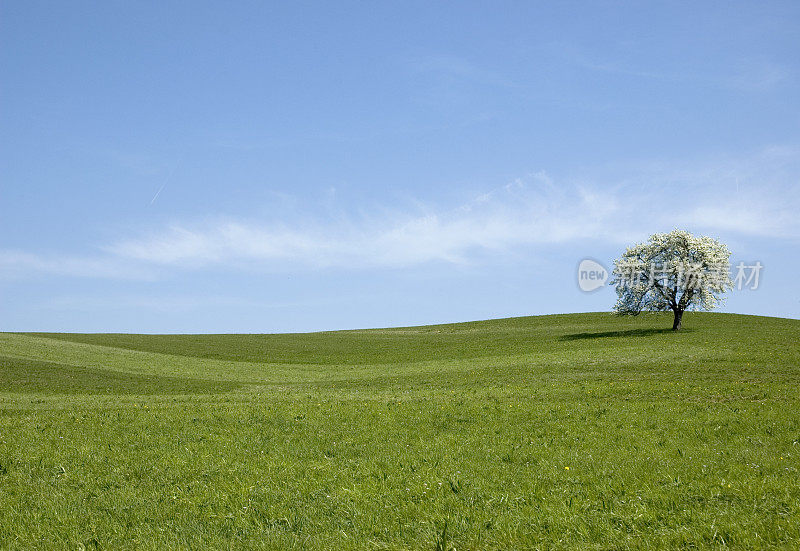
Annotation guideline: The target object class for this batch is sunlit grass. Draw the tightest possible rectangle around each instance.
[1,312,799,549]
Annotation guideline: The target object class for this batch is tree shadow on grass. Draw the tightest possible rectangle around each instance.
[559,328,693,341]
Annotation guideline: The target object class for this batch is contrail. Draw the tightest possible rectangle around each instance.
[150,182,167,205]
[149,156,182,205]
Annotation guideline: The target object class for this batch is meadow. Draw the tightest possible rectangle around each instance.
[1,312,799,550]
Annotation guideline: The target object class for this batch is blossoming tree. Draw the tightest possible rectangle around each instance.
[611,230,732,330]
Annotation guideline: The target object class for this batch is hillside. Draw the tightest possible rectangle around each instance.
[1,312,799,549]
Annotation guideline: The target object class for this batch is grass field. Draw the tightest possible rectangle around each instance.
[1,312,799,549]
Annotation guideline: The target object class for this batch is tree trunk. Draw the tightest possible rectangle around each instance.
[672,309,683,331]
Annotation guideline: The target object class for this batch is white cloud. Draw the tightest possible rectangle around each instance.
[681,202,798,238]
[570,47,791,92]
[413,55,520,89]
[104,174,628,271]
[0,250,155,280]
[3,147,798,279]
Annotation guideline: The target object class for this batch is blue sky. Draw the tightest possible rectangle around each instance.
[1,1,799,332]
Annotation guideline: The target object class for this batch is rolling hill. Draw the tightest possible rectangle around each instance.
[1,312,799,549]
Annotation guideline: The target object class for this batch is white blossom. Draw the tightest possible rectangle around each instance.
[610,230,732,327]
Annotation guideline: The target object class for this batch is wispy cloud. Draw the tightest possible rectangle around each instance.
[565,44,791,92]
[36,293,359,313]
[106,172,621,270]
[2,147,798,280]
[0,251,155,280]
[413,54,521,90]
[727,58,790,92]
[99,151,800,271]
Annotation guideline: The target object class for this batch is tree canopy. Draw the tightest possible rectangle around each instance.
[611,230,732,330]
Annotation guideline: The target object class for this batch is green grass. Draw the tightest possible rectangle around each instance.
[1,312,799,549]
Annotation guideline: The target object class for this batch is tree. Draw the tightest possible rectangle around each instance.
[610,230,732,330]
